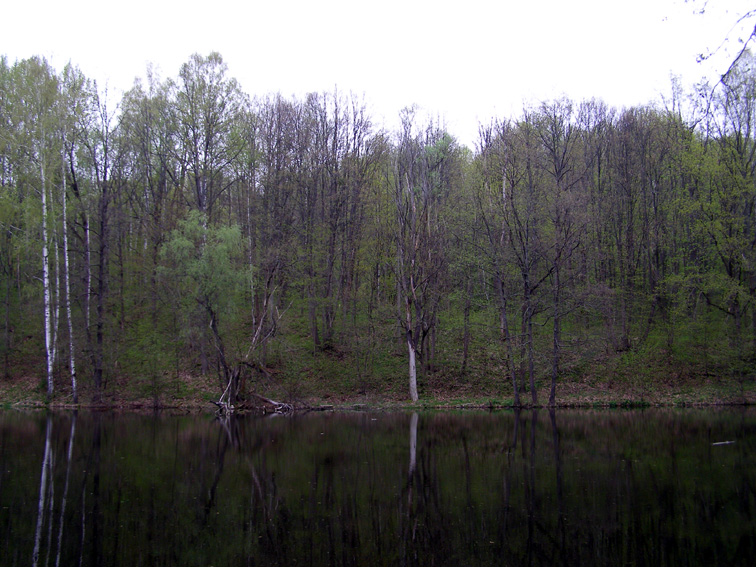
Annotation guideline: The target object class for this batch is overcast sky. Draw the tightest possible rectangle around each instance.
[4,0,753,147]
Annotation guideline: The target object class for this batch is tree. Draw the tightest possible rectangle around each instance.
[173,52,246,221]
[474,120,522,405]
[58,63,89,403]
[293,91,380,350]
[160,212,246,405]
[119,68,181,319]
[9,57,62,400]
[695,53,756,360]
[690,1,756,86]
[536,99,585,406]
[501,113,551,405]
[252,94,299,368]
[391,109,457,401]
[76,81,122,398]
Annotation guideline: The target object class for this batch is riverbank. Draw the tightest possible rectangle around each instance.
[2,368,754,412]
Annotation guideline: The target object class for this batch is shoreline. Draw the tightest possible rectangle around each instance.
[3,370,755,413]
[4,395,754,414]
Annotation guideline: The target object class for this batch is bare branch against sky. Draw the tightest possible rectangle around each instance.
[4,0,754,146]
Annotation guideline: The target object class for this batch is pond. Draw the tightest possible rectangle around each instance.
[1,408,755,566]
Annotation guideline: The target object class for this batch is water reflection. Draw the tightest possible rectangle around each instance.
[1,409,755,566]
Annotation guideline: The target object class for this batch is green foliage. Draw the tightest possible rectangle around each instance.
[160,211,245,309]
[5,50,756,405]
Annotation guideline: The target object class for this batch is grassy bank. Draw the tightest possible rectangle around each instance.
[3,305,756,411]
[2,346,754,412]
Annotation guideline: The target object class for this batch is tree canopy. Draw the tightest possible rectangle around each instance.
[2,51,756,406]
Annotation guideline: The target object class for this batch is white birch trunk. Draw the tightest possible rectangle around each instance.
[247,172,256,328]
[85,211,91,329]
[40,156,54,400]
[52,223,60,368]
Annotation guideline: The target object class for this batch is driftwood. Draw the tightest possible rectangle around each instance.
[212,393,294,416]
[211,399,235,416]
[249,393,294,414]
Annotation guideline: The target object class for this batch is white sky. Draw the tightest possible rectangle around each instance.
[3,0,753,147]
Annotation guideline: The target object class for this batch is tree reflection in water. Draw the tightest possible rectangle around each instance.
[1,408,755,566]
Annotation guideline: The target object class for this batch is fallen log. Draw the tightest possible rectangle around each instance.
[249,393,294,414]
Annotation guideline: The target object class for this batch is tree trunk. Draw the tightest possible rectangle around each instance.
[85,213,91,329]
[40,157,54,401]
[408,331,418,402]
[527,307,537,405]
[92,178,109,397]
[522,276,537,405]
[61,151,77,403]
[461,285,471,373]
[498,275,520,406]
[3,251,11,379]
[549,267,560,407]
[308,294,320,351]
[52,223,61,379]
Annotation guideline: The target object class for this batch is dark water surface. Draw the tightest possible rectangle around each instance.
[1,408,755,566]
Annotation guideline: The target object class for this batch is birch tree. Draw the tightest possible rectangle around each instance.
[58,64,88,403]
[10,57,62,400]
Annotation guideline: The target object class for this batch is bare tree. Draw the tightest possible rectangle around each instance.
[391,109,457,401]
[10,57,62,400]
[499,114,551,405]
[475,120,521,405]
[78,83,120,398]
[690,0,756,84]
[536,99,585,406]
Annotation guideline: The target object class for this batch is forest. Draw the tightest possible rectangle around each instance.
[2,51,756,408]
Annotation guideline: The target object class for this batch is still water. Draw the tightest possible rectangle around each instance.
[1,408,755,566]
